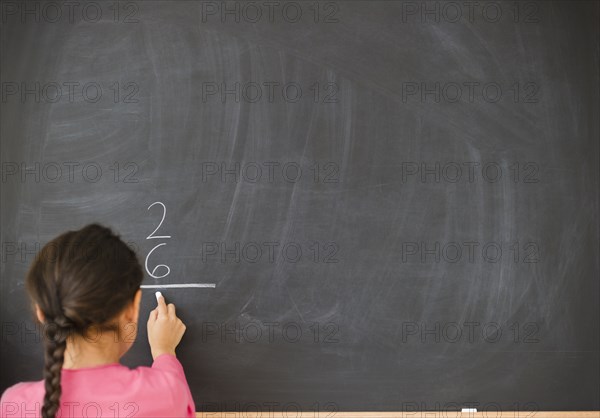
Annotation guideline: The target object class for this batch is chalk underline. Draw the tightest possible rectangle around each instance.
[141,284,216,288]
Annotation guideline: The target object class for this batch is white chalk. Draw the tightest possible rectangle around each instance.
[142,283,216,288]
[461,408,477,413]
[155,291,162,302]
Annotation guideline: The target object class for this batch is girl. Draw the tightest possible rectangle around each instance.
[0,224,195,417]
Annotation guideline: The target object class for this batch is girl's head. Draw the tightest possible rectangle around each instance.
[25,223,144,418]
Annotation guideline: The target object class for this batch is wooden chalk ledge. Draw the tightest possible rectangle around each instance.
[196,412,600,418]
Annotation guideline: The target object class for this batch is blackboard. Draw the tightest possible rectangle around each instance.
[1,0,599,412]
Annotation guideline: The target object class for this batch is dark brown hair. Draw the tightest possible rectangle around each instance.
[25,223,143,418]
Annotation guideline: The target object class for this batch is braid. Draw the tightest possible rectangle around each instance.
[41,316,72,418]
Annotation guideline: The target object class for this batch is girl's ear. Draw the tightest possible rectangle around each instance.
[133,288,142,321]
[123,288,142,323]
[35,304,45,323]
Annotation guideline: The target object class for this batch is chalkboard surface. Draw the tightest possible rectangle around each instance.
[1,0,598,412]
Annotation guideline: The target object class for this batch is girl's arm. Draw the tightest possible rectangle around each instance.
[152,353,196,417]
[147,292,195,416]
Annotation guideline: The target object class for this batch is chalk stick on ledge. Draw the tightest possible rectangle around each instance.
[462,408,477,413]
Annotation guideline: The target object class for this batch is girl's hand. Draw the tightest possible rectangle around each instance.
[147,292,187,359]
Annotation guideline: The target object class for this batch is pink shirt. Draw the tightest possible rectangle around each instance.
[0,353,196,417]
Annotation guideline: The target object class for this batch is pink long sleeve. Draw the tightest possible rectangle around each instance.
[0,353,196,417]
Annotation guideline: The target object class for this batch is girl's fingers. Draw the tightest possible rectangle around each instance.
[167,303,176,317]
[148,308,158,321]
